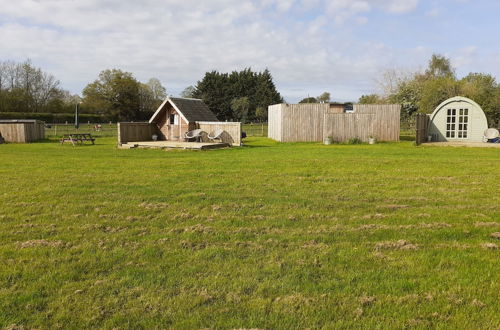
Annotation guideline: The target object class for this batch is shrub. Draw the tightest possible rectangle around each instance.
[347,137,362,144]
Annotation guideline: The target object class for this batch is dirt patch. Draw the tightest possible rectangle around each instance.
[357,224,390,231]
[380,204,409,210]
[481,243,499,250]
[139,202,169,210]
[180,240,207,250]
[302,240,329,250]
[170,224,212,234]
[174,212,194,220]
[474,222,498,227]
[471,299,486,308]
[359,296,376,306]
[18,239,66,248]
[375,240,418,250]
[362,213,387,219]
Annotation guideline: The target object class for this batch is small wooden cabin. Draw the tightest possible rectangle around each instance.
[428,96,488,142]
[0,120,45,143]
[149,97,218,141]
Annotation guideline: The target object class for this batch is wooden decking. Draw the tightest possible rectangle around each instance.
[119,141,230,150]
[423,142,500,148]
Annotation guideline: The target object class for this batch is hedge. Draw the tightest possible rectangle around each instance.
[0,112,116,123]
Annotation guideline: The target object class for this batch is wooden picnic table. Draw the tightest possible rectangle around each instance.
[60,133,95,146]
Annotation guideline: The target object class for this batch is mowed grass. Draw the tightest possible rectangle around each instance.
[0,137,499,329]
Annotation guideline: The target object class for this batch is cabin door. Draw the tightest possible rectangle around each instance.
[169,113,180,141]
[445,108,469,139]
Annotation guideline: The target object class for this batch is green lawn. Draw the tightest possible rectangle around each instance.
[0,137,498,328]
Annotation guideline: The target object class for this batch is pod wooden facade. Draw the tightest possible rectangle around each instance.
[268,103,401,143]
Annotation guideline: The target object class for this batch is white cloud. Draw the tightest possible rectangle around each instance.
[0,0,486,103]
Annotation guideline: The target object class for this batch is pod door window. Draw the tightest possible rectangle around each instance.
[169,114,179,125]
[446,108,468,139]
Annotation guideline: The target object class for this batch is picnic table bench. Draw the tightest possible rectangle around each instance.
[60,133,95,146]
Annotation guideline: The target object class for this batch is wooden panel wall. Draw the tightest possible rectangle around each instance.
[267,103,400,142]
[267,104,283,141]
[118,122,157,144]
[354,104,401,141]
[196,121,241,146]
[415,113,430,145]
[280,103,329,142]
[323,114,375,142]
[0,122,45,142]
[0,123,25,142]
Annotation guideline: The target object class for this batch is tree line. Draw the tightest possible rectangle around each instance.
[183,68,283,122]
[359,54,500,126]
[2,56,499,125]
[0,60,167,121]
[0,59,77,114]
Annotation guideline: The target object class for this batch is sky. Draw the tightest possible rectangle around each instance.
[1,0,499,103]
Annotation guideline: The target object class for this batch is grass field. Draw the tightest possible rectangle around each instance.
[0,136,499,328]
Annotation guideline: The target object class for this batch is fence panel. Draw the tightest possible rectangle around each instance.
[323,113,375,142]
[196,121,242,146]
[118,122,157,145]
[415,113,429,145]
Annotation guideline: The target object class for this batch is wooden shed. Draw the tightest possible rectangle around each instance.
[428,96,488,142]
[0,120,45,143]
[268,103,400,142]
[118,97,242,147]
[149,97,218,141]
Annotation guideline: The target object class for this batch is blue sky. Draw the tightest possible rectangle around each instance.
[1,0,499,103]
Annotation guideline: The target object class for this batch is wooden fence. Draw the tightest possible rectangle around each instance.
[267,104,282,141]
[0,120,45,142]
[354,104,401,141]
[268,103,328,142]
[117,122,157,145]
[323,114,375,142]
[196,121,242,146]
[415,113,429,145]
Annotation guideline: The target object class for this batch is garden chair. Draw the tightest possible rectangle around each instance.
[208,128,224,142]
[184,129,204,142]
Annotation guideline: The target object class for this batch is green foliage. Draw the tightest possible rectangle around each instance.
[230,96,250,123]
[378,54,500,125]
[317,92,331,103]
[299,92,331,104]
[180,85,197,98]
[193,68,282,121]
[0,112,114,123]
[299,97,317,103]
[0,59,75,114]
[254,106,267,122]
[82,69,162,121]
[461,73,500,127]
[425,54,455,79]
[358,94,383,104]
[0,138,498,328]
[347,137,362,144]
[417,76,462,114]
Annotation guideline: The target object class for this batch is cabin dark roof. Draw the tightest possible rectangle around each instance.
[149,97,218,123]
[170,97,218,122]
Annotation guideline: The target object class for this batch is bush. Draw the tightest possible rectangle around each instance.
[0,112,116,123]
[347,137,362,144]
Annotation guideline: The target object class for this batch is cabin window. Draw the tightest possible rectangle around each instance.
[457,108,468,138]
[170,114,179,125]
[445,109,456,138]
[446,108,468,139]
